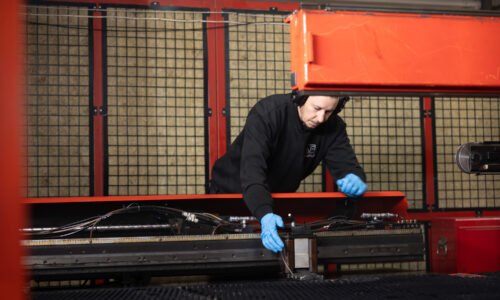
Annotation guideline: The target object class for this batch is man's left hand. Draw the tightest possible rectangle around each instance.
[336,173,367,197]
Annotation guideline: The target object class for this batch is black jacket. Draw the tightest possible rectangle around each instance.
[211,94,366,220]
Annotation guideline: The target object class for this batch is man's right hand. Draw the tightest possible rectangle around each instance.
[260,213,284,253]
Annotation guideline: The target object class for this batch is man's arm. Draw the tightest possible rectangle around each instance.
[324,118,367,195]
[240,111,275,220]
[240,109,285,252]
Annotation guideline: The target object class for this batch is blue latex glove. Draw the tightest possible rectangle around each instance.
[260,213,284,253]
[336,173,367,197]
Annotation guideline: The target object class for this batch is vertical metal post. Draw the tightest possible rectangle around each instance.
[206,10,228,175]
[422,96,437,210]
[0,0,27,298]
[92,8,105,196]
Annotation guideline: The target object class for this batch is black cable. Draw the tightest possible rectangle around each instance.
[27,204,243,238]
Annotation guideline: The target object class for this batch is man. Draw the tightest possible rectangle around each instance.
[210,93,367,253]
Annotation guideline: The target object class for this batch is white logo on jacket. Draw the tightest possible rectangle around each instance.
[306,144,317,158]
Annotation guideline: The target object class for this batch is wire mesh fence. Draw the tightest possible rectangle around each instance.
[105,8,208,195]
[340,96,424,209]
[225,10,324,192]
[25,5,91,197]
[434,97,500,209]
[22,5,500,212]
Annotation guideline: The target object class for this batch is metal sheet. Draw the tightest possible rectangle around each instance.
[288,10,500,94]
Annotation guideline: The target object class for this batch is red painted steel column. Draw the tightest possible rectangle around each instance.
[206,9,227,173]
[92,10,105,196]
[324,172,335,192]
[0,0,27,299]
[423,97,436,210]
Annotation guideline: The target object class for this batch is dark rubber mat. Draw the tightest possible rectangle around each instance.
[32,273,500,300]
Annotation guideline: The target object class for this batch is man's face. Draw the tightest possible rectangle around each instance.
[297,95,340,129]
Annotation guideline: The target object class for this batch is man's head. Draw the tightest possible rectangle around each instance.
[297,95,342,129]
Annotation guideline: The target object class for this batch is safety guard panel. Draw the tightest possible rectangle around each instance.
[287,10,500,94]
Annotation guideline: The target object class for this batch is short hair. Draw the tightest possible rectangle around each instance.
[292,94,350,114]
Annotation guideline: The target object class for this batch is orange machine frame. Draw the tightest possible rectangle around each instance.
[287,9,500,95]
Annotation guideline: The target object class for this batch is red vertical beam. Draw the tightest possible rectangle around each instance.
[214,10,228,162]
[324,172,334,192]
[92,10,105,196]
[206,8,227,173]
[423,96,436,210]
[0,0,27,299]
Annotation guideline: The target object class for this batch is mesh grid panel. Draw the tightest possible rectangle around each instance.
[106,8,207,195]
[25,5,91,197]
[434,97,500,209]
[32,274,500,300]
[341,96,424,209]
[226,11,323,192]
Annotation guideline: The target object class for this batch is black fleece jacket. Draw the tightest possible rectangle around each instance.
[210,94,366,220]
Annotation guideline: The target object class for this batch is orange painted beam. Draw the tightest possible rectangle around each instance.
[288,10,500,94]
[24,191,406,204]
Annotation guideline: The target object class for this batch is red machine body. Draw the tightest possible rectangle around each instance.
[286,9,500,274]
[287,9,500,94]
[430,217,500,273]
[25,191,410,224]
